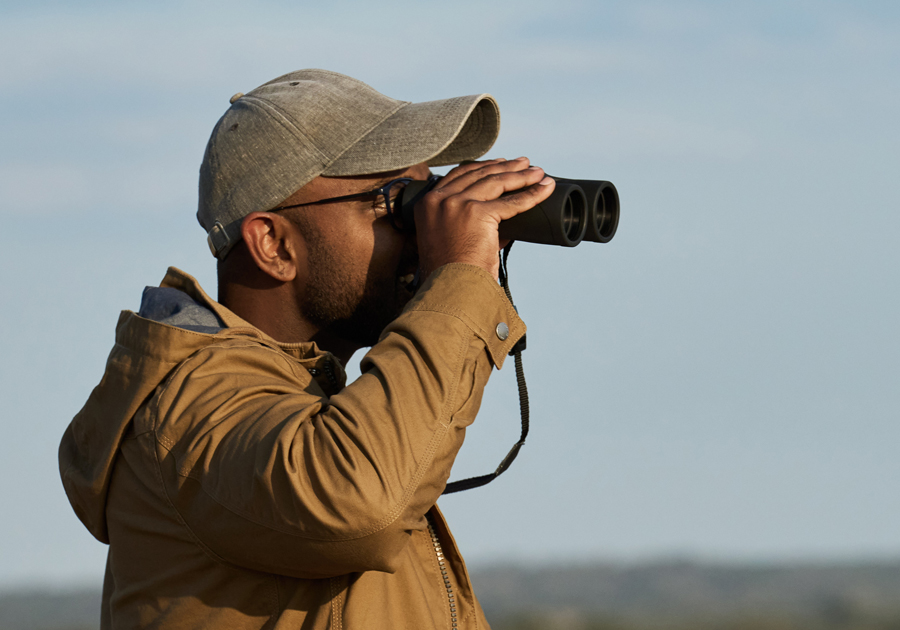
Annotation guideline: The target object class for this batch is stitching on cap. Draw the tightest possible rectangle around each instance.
[240,95,331,164]
[444,98,497,154]
[325,100,409,167]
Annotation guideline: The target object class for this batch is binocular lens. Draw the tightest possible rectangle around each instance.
[553,178,619,244]
[498,183,587,246]
[594,183,619,242]
[562,193,585,244]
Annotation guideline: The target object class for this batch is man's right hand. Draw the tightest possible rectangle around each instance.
[414,157,555,281]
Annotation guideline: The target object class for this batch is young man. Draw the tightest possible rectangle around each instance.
[60,69,554,629]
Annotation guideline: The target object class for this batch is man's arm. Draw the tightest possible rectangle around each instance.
[152,263,524,579]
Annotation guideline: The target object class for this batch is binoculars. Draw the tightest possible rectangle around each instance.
[398,176,619,246]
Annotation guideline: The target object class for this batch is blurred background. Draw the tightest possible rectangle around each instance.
[1,0,898,628]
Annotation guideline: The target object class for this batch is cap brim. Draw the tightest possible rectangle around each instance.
[322,94,500,176]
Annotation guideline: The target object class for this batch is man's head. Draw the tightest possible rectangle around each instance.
[198,69,500,260]
[217,162,429,356]
[201,70,501,356]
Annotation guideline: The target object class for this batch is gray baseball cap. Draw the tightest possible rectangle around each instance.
[198,69,501,258]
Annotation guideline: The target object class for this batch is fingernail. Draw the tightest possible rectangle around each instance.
[515,156,528,161]
[527,166,541,171]
[539,176,554,186]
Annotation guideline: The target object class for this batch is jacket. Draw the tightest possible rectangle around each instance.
[59,264,525,629]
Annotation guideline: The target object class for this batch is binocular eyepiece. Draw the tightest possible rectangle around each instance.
[397,176,619,247]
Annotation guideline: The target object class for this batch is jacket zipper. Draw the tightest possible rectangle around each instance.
[322,358,340,392]
[426,515,458,629]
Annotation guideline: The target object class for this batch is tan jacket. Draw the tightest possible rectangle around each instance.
[59,264,525,629]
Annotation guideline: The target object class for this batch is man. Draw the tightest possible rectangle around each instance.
[60,69,554,629]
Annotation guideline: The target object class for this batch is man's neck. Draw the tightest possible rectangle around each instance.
[219,281,357,365]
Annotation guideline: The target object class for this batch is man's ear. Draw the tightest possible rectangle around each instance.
[240,212,302,282]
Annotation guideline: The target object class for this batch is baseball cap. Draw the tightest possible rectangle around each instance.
[198,69,501,259]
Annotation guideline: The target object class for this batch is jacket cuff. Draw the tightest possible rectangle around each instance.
[403,263,525,369]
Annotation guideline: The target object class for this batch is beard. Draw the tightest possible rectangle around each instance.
[300,229,416,349]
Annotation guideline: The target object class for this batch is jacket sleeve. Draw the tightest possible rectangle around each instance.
[151,264,525,579]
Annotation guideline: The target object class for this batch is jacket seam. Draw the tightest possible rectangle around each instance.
[128,316,312,368]
[407,302,517,334]
[404,306,517,366]
[123,429,153,440]
[149,435,235,569]
[356,331,468,536]
[108,342,182,373]
[126,312,232,340]
[415,264,519,309]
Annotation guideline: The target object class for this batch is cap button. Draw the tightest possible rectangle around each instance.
[496,322,510,340]
[229,92,244,104]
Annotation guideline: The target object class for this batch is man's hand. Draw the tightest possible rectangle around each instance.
[414,157,555,281]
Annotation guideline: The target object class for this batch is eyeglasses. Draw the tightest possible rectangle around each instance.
[270,176,422,231]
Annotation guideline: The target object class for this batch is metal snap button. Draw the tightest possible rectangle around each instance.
[496,322,510,340]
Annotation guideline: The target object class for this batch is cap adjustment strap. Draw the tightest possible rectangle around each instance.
[207,221,231,258]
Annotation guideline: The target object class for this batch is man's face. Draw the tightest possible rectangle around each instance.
[283,162,431,349]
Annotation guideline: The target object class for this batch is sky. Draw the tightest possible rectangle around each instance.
[1,0,898,589]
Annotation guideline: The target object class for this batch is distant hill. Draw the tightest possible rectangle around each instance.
[3,560,900,630]
[0,588,100,630]
[471,560,900,628]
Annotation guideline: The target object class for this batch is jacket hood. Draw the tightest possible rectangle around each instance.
[58,267,337,543]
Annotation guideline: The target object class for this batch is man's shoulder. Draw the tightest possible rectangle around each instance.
[146,334,325,447]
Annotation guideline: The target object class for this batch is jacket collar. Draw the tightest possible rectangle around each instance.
[158,267,346,382]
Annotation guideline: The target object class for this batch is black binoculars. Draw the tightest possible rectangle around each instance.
[397,176,619,246]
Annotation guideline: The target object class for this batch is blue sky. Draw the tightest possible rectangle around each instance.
[1,0,898,588]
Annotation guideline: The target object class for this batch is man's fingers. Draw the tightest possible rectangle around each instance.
[437,158,507,187]
[486,176,556,221]
[442,165,550,206]
[435,157,531,193]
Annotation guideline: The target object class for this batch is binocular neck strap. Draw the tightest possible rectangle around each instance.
[442,243,530,495]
